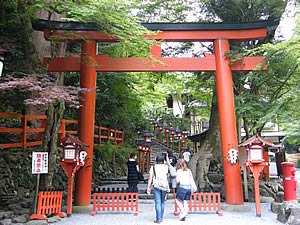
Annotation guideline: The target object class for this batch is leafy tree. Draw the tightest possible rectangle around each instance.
[187,0,290,189]
[0,0,162,189]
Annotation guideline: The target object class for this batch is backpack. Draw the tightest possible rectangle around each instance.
[153,165,168,191]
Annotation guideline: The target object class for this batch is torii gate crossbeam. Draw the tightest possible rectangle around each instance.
[33,19,279,208]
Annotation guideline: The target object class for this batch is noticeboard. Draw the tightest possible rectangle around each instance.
[32,152,48,174]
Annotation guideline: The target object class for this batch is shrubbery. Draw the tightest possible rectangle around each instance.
[296,159,300,168]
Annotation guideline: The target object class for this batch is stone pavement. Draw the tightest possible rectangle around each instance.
[55,200,281,225]
[53,169,300,225]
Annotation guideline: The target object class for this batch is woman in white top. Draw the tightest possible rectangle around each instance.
[147,154,170,224]
[175,159,193,221]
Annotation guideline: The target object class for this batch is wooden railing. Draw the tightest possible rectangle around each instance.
[0,112,123,150]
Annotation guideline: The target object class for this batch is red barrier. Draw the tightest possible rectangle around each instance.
[30,191,66,220]
[175,193,222,216]
[91,193,138,216]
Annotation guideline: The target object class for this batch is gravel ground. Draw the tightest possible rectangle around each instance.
[55,200,280,225]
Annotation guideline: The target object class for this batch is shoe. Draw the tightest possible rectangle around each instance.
[154,221,161,224]
[179,218,185,221]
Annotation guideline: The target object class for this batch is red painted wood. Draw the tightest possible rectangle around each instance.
[0,113,123,150]
[30,191,65,220]
[44,55,266,72]
[214,39,243,205]
[92,193,138,216]
[75,40,97,206]
[174,193,222,216]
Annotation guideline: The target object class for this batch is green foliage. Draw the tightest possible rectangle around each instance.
[200,0,287,22]
[296,159,300,169]
[237,36,300,138]
[93,143,135,180]
[33,0,158,58]
[134,0,200,23]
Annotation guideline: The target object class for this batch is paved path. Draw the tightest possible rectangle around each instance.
[54,169,300,225]
[296,168,300,199]
[55,200,280,225]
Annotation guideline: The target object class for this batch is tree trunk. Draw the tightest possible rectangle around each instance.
[27,5,67,119]
[40,100,65,189]
[188,88,222,188]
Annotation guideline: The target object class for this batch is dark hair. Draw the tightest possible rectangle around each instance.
[130,153,137,158]
[177,159,188,171]
[156,154,165,164]
[167,149,173,155]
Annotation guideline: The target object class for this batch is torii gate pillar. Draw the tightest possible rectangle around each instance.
[214,38,243,204]
[74,40,97,206]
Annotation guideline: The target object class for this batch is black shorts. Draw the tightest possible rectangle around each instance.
[176,187,191,201]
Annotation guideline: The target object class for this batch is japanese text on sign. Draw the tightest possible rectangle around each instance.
[32,152,48,174]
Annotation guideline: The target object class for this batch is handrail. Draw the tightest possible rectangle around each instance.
[0,112,123,150]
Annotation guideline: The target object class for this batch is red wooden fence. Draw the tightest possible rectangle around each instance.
[175,193,222,216]
[30,191,66,220]
[0,112,123,150]
[91,193,138,216]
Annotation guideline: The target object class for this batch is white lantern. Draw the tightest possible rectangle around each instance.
[249,145,263,162]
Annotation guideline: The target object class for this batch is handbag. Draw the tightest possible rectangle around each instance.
[138,171,145,182]
[153,165,168,191]
[190,171,197,193]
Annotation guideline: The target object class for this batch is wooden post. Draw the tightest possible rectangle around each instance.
[214,38,243,205]
[22,114,27,151]
[61,119,66,139]
[75,40,97,206]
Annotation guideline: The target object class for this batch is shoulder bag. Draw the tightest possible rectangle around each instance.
[190,170,197,193]
[153,165,168,191]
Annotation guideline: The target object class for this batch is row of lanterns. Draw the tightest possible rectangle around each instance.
[135,121,190,174]
[150,120,190,152]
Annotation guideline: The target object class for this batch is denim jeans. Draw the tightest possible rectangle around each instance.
[153,187,167,222]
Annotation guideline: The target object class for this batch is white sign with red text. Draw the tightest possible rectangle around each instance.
[32,152,48,174]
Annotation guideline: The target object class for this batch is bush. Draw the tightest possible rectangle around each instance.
[92,143,135,183]
[296,159,300,168]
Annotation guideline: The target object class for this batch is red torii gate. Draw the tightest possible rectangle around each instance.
[34,19,278,207]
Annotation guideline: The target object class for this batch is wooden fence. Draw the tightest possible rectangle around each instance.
[91,193,138,216]
[0,112,123,150]
[30,191,66,220]
[174,192,222,216]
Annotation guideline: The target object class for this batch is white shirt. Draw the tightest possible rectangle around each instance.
[149,164,168,186]
[176,169,192,186]
[182,151,191,162]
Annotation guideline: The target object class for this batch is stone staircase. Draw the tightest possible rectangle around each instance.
[93,140,178,200]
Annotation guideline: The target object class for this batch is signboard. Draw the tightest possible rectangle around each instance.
[32,152,48,174]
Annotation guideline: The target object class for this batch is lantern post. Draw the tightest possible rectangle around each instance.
[58,134,88,216]
[182,131,189,149]
[170,128,176,151]
[150,120,154,132]
[164,126,170,149]
[175,129,182,153]
[152,121,159,141]
[143,131,153,172]
[135,139,145,170]
[144,143,152,172]
[157,123,164,144]
[240,134,273,217]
